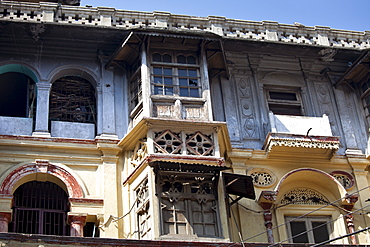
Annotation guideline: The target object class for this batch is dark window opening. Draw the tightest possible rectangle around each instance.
[49,76,96,124]
[267,89,303,116]
[269,104,302,116]
[286,216,331,244]
[11,181,69,236]
[84,222,99,237]
[0,72,36,118]
[269,91,297,101]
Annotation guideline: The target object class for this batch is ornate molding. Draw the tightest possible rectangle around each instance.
[268,138,340,150]
[247,168,276,188]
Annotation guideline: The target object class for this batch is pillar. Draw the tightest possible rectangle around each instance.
[258,191,277,244]
[33,81,51,137]
[0,212,11,232]
[68,214,86,237]
[342,194,359,245]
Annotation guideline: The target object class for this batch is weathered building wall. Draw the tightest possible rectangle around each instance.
[0,0,369,245]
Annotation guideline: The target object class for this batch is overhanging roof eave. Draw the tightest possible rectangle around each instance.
[335,49,370,87]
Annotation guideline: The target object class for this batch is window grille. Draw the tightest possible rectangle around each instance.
[360,77,370,124]
[49,76,96,124]
[129,59,143,113]
[12,181,69,236]
[158,172,219,237]
[135,178,151,239]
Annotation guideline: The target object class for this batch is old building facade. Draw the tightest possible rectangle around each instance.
[0,0,369,245]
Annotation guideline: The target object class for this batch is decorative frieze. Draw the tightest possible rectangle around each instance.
[1,1,368,50]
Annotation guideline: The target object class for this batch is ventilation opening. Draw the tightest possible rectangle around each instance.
[0,72,36,118]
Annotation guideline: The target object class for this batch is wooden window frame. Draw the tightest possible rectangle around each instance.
[285,216,332,244]
[265,87,304,116]
[157,171,220,238]
[150,50,201,98]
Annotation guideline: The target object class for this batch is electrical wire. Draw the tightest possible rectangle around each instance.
[311,226,370,247]
[225,184,370,247]
[270,202,370,246]
[99,197,139,228]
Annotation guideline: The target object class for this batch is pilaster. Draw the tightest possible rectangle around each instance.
[97,141,121,238]
[0,212,11,233]
[68,214,87,237]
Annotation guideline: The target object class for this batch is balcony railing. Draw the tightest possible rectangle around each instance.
[264,113,340,159]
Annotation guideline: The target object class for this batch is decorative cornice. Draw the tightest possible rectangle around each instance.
[1,1,368,50]
[267,138,340,151]
[264,133,340,152]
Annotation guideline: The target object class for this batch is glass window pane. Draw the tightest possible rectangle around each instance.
[179,78,188,86]
[152,53,161,62]
[153,67,162,75]
[177,55,186,64]
[290,221,309,243]
[178,69,187,77]
[190,88,199,97]
[188,69,197,77]
[187,55,196,64]
[164,68,172,76]
[154,86,162,95]
[180,88,188,97]
[165,87,173,95]
[163,54,172,63]
[164,77,173,85]
[312,221,329,243]
[154,77,162,84]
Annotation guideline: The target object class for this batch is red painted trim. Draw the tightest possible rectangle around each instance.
[0,162,83,198]
[0,135,119,145]
[69,198,104,205]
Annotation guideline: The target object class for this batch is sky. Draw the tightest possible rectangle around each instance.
[79,0,369,32]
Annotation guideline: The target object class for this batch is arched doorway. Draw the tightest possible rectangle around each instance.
[11,181,69,235]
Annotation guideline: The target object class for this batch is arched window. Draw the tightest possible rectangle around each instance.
[11,181,69,236]
[0,72,36,118]
[49,76,96,124]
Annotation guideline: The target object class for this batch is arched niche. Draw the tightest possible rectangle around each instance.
[275,168,347,203]
[0,161,84,198]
